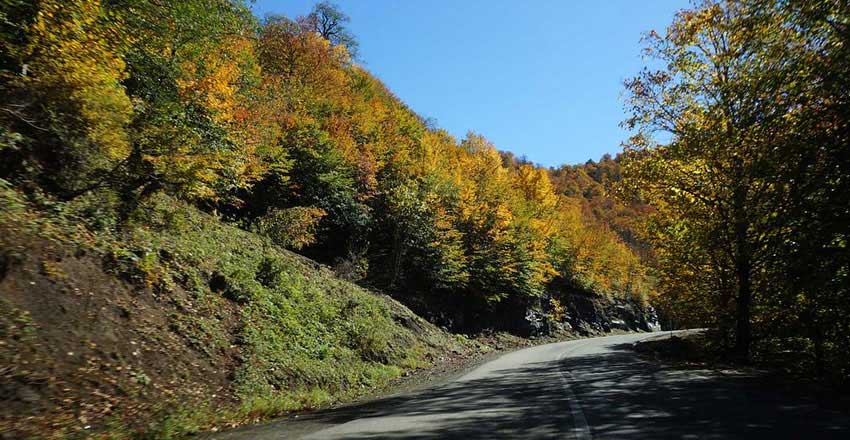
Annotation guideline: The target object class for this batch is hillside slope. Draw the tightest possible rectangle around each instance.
[1,0,655,337]
[0,186,474,439]
[0,3,661,438]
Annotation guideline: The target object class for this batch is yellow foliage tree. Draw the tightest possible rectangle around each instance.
[21,0,132,191]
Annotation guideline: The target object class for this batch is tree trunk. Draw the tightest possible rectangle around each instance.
[389,226,403,288]
[812,320,825,379]
[734,254,752,360]
[732,159,752,361]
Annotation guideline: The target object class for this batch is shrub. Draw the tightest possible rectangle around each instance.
[253,207,326,250]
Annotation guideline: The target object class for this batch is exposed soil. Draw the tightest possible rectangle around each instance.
[0,227,242,438]
[0,221,523,439]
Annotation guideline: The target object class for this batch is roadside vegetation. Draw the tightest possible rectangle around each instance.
[1,183,476,438]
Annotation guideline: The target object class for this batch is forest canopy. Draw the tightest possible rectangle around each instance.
[0,0,651,331]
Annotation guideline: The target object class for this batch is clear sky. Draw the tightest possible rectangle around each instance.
[250,0,689,168]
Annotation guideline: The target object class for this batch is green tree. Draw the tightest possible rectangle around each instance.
[762,0,850,378]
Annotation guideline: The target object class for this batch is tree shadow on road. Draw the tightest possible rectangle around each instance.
[563,342,849,439]
[213,340,850,439]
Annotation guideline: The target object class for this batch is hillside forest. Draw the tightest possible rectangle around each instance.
[1,0,848,438]
[0,0,652,327]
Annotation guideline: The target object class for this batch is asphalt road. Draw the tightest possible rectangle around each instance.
[210,332,850,439]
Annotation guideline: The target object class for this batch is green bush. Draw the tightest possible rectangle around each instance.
[127,195,442,406]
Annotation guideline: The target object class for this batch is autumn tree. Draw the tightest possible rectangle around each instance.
[0,0,657,337]
[623,1,797,357]
[115,0,262,206]
[1,0,132,196]
[622,0,850,368]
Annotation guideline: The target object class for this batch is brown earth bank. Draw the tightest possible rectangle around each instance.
[1,227,242,439]
[0,225,473,439]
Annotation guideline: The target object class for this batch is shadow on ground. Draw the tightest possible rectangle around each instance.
[564,343,849,439]
[212,341,850,439]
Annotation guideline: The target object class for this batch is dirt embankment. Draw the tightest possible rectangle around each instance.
[0,195,476,439]
[1,229,244,438]
[0,226,545,439]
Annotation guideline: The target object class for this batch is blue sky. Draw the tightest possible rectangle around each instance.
[251,0,688,167]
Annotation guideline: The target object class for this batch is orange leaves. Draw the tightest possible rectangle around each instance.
[176,36,255,126]
[259,20,348,96]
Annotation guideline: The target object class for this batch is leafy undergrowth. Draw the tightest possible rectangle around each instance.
[634,333,718,365]
[635,331,850,411]
[637,331,834,376]
[0,185,473,439]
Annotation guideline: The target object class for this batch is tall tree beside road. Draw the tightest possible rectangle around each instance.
[622,0,850,375]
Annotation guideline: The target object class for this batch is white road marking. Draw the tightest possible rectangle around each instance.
[557,343,593,440]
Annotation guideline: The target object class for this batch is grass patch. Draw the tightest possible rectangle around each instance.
[125,196,440,402]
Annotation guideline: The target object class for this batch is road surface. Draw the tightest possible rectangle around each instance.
[210,332,850,439]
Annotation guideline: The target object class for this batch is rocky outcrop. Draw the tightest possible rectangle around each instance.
[514,290,660,337]
[559,290,659,335]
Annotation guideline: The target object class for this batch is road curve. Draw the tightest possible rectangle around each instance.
[210,332,850,439]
